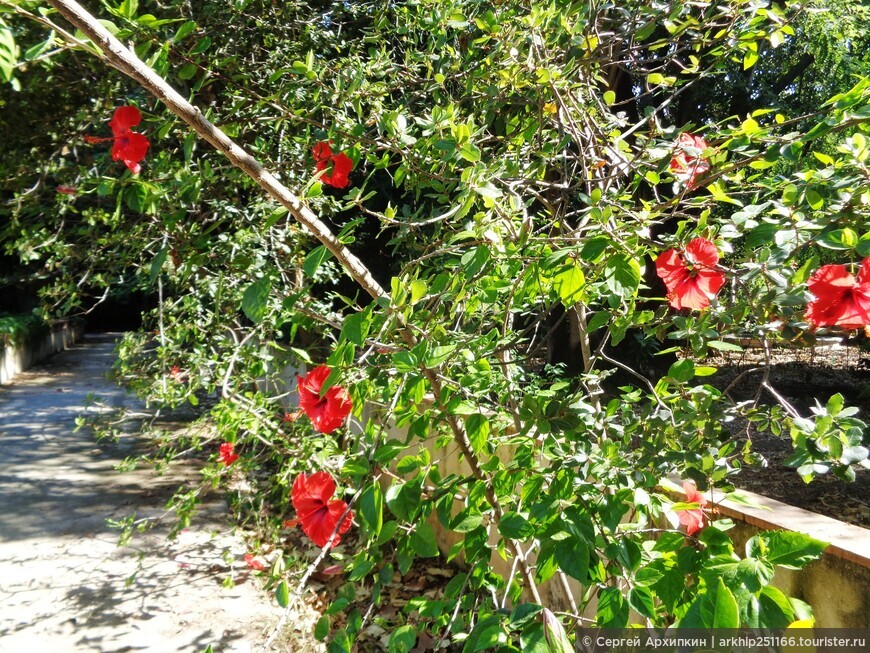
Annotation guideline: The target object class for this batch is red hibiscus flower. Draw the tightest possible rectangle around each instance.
[244,553,266,571]
[677,480,708,536]
[297,366,353,434]
[805,258,870,330]
[291,471,354,548]
[85,105,150,174]
[217,442,239,466]
[56,185,78,195]
[669,133,710,190]
[312,141,353,188]
[655,237,726,310]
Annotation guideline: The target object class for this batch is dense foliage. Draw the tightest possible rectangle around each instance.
[2,0,869,649]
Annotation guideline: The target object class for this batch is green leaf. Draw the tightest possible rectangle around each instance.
[459,142,481,162]
[498,512,534,540]
[392,351,418,373]
[586,311,610,332]
[596,587,629,627]
[341,310,370,346]
[746,531,828,570]
[314,615,330,640]
[241,277,271,322]
[472,625,507,652]
[711,578,740,627]
[359,483,383,537]
[736,557,775,592]
[604,254,641,298]
[817,228,858,250]
[149,247,168,283]
[0,22,19,83]
[410,279,428,304]
[385,477,422,521]
[461,245,491,278]
[424,344,456,368]
[411,522,440,558]
[805,189,824,211]
[389,625,417,653]
[553,262,585,305]
[628,587,656,619]
[466,414,490,454]
[24,33,55,62]
[452,511,483,533]
[510,603,544,628]
[178,63,198,80]
[680,577,739,628]
[708,340,743,352]
[758,586,795,628]
[518,624,550,653]
[667,359,694,383]
[173,20,197,42]
[303,245,331,277]
[743,47,758,70]
[461,616,505,653]
[555,539,588,582]
[275,580,290,608]
[580,236,610,262]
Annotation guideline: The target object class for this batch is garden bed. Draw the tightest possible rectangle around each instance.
[708,342,870,529]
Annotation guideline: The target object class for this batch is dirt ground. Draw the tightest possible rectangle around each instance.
[0,335,322,652]
[708,340,870,529]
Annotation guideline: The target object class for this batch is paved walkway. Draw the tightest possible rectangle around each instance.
[0,335,283,652]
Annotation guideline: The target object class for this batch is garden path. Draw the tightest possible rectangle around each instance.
[0,334,282,652]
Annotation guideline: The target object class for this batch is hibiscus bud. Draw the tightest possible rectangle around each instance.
[541,608,573,653]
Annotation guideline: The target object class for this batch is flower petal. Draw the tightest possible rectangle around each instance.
[312,141,333,164]
[109,105,142,135]
[685,237,720,268]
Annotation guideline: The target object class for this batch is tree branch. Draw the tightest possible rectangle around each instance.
[44,0,386,301]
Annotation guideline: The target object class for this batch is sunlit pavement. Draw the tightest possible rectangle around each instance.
[0,335,280,652]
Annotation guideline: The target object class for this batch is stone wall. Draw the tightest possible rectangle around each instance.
[0,320,84,385]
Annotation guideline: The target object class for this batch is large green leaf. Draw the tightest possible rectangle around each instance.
[603,254,641,298]
[466,413,490,455]
[241,277,271,322]
[746,531,828,569]
[680,577,740,628]
[553,261,585,305]
[596,587,629,627]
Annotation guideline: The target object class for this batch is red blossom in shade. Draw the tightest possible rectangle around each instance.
[86,105,150,174]
[669,133,711,190]
[677,480,708,536]
[805,258,870,330]
[297,366,353,434]
[655,237,726,311]
[291,471,354,548]
[312,141,353,188]
[56,185,78,195]
[217,442,239,466]
[244,553,266,571]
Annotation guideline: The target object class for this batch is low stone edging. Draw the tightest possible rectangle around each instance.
[0,320,84,385]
